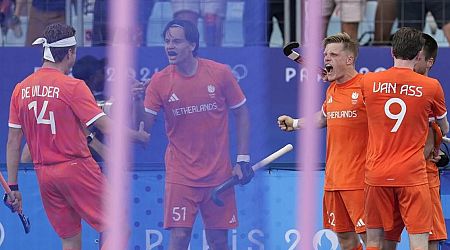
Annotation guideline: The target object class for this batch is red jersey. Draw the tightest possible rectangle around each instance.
[322,74,368,190]
[362,67,447,186]
[8,68,105,165]
[144,58,246,187]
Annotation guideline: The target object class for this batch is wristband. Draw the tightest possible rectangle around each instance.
[293,119,299,129]
[8,184,18,191]
[236,154,250,162]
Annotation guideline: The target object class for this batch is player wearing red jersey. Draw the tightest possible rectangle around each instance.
[362,27,449,250]
[278,33,367,250]
[6,23,149,250]
[144,19,252,249]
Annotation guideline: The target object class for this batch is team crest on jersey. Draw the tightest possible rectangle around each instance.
[327,96,333,104]
[351,92,359,105]
[207,84,216,98]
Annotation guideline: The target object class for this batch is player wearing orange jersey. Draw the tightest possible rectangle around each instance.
[278,33,367,250]
[383,33,448,250]
[5,23,149,250]
[143,20,252,249]
[361,27,449,250]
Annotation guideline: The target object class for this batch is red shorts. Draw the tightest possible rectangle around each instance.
[323,190,366,233]
[384,186,447,241]
[164,182,238,229]
[35,157,105,238]
[365,185,432,234]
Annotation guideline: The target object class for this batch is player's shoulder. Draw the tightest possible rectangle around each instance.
[147,67,171,92]
[199,58,230,73]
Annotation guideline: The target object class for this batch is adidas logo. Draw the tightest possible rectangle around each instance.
[327,96,333,104]
[168,93,179,102]
[356,218,365,227]
[229,214,236,224]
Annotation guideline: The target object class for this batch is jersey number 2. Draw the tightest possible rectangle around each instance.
[28,100,56,134]
[384,98,406,132]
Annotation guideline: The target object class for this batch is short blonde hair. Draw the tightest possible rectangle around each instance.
[322,32,359,59]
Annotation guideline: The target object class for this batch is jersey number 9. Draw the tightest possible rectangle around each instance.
[384,98,406,133]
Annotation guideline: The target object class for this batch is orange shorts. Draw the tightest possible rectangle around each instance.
[35,157,105,238]
[365,184,432,234]
[384,186,447,241]
[323,190,366,233]
[164,182,238,229]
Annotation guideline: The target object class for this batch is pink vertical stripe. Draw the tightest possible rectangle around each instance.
[297,0,323,249]
[106,0,136,249]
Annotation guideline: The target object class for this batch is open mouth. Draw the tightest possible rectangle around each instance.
[167,51,177,57]
[325,64,333,73]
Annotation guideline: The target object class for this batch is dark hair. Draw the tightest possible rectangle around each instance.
[72,55,105,87]
[162,19,199,56]
[422,33,438,62]
[322,32,359,59]
[392,27,424,60]
[43,23,76,63]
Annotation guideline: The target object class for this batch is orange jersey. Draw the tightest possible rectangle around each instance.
[8,68,105,165]
[362,67,447,186]
[322,74,367,190]
[144,58,246,187]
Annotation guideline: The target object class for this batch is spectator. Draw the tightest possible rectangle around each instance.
[21,0,66,46]
[171,0,227,47]
[323,0,367,40]
[397,0,450,45]
[243,0,297,46]
[373,0,397,45]
[92,0,155,46]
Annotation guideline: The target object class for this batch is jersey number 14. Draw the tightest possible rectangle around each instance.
[28,100,56,134]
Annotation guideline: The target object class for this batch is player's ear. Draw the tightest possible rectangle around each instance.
[427,58,435,68]
[190,42,196,52]
[347,55,354,65]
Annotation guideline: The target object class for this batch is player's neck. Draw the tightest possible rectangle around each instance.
[393,58,415,70]
[175,57,198,77]
[41,61,68,75]
[336,68,358,84]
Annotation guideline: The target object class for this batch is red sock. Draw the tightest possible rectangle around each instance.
[366,247,381,250]
[352,244,363,250]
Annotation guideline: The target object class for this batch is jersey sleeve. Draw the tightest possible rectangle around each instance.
[432,80,447,120]
[69,81,105,126]
[321,99,327,117]
[221,66,246,109]
[8,83,22,128]
[144,76,163,116]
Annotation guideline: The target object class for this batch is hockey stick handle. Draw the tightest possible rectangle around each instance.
[211,144,294,206]
[0,171,12,195]
[0,171,31,233]
[251,144,294,171]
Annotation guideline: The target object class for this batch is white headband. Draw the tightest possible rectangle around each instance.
[32,36,77,62]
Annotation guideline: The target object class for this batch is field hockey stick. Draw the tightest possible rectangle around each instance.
[211,144,294,206]
[283,42,330,75]
[0,172,31,234]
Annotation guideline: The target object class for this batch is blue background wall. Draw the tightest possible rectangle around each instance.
[0,47,447,249]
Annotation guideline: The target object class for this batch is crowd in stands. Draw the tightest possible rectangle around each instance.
[1,0,450,47]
